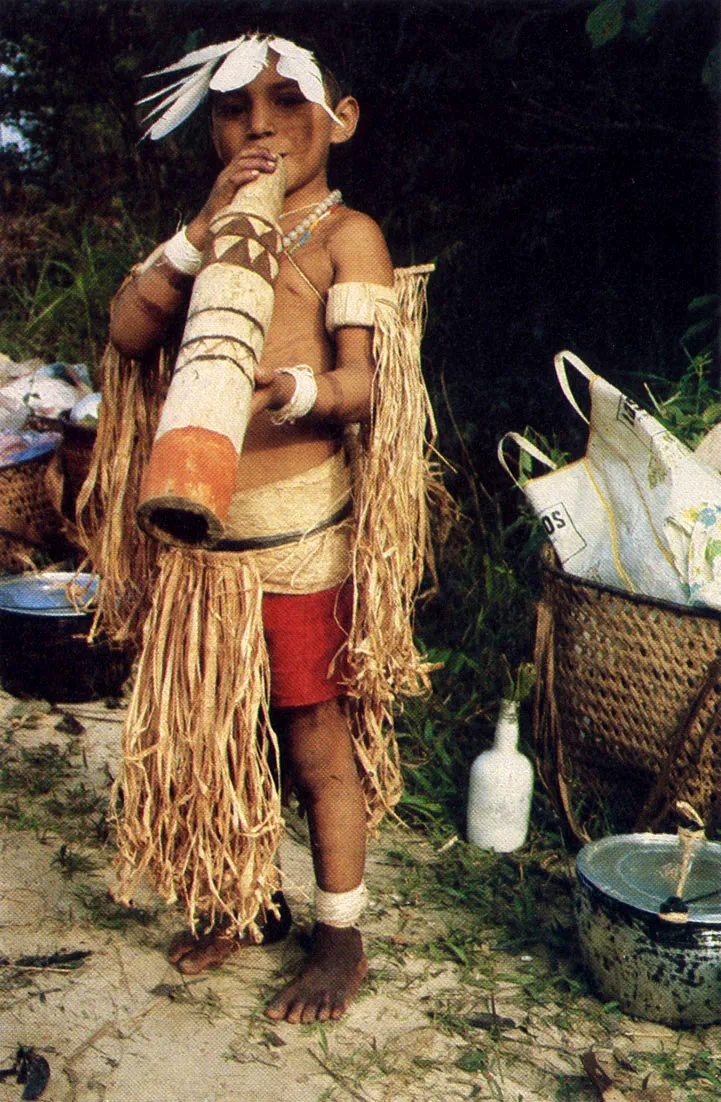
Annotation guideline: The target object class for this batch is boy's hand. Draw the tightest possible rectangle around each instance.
[186,148,278,251]
[251,368,297,418]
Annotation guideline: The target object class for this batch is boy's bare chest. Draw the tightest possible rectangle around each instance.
[261,246,334,372]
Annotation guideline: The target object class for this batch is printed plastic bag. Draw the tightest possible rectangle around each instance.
[498,351,721,608]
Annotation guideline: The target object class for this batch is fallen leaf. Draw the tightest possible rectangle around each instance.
[467,1012,517,1031]
[21,1053,50,1100]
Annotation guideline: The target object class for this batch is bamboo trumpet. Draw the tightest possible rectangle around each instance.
[137,159,286,547]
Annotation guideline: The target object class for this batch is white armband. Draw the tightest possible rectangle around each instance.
[163,226,203,275]
[325,282,397,333]
[269,364,318,425]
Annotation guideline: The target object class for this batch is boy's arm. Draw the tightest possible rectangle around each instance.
[108,256,192,359]
[254,212,394,424]
[109,149,278,358]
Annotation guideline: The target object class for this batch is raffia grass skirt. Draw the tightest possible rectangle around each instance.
[111,454,357,937]
[111,547,282,938]
[94,268,442,932]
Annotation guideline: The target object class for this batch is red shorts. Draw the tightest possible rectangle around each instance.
[262,582,352,708]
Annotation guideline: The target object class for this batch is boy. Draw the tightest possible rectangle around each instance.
[85,34,437,1025]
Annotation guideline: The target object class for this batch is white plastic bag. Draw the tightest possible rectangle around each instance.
[498,351,721,608]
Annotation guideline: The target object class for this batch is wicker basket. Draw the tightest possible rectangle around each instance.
[0,453,62,572]
[534,543,721,841]
[42,424,96,545]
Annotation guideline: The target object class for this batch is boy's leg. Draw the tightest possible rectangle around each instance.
[265,696,369,1023]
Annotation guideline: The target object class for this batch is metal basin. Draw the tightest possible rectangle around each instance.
[0,572,130,702]
[575,833,721,1027]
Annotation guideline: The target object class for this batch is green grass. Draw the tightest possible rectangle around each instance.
[72,884,156,930]
[0,740,74,797]
[396,501,545,834]
[0,202,155,377]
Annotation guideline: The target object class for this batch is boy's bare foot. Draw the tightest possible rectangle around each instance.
[168,892,292,975]
[264,923,368,1023]
[168,926,244,974]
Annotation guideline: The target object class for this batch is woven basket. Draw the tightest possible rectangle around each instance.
[534,543,721,841]
[60,424,95,505]
[42,424,96,546]
[0,453,62,572]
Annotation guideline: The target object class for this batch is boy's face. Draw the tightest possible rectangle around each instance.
[210,53,340,198]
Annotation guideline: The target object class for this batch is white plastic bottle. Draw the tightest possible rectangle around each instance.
[467,699,534,852]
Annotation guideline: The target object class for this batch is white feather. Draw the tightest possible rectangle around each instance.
[144,61,214,140]
[139,71,206,124]
[140,62,213,129]
[272,38,340,122]
[144,38,244,79]
[209,37,269,93]
[268,37,314,61]
[137,33,340,139]
[136,74,189,107]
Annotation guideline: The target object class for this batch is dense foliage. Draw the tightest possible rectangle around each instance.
[0,0,718,827]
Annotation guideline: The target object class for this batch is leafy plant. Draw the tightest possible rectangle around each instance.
[643,351,721,448]
[0,203,155,376]
[51,842,96,878]
[586,0,720,104]
[73,885,156,929]
[398,454,546,831]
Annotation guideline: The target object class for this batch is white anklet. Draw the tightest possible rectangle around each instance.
[269,364,318,425]
[163,226,203,275]
[314,882,367,928]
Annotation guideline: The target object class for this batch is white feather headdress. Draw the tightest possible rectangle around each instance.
[138,34,341,140]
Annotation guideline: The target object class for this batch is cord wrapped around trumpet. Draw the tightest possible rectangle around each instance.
[137,158,286,547]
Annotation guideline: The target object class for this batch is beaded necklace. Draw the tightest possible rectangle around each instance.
[279,198,323,219]
[281,189,343,255]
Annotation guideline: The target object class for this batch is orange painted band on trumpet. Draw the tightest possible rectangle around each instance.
[137,426,238,546]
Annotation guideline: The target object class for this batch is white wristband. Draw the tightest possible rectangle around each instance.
[163,227,203,275]
[269,364,318,425]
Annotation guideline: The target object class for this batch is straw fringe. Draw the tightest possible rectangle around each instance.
[346,265,445,827]
[111,547,282,937]
[76,329,174,644]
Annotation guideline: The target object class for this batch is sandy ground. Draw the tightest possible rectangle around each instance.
[1,687,720,1102]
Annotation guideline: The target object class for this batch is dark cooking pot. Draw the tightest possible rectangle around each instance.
[0,571,130,702]
[575,833,721,1027]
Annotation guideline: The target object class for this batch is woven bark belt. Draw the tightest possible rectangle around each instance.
[213,500,352,552]
[533,542,721,843]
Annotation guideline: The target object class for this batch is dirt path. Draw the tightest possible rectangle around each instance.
[1,689,720,1102]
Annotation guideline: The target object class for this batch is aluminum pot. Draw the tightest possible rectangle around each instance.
[575,833,721,1027]
[0,571,130,702]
